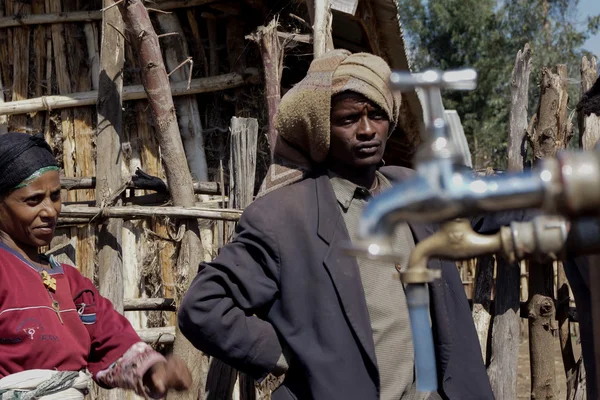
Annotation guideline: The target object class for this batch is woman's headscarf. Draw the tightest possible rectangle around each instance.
[0,132,59,196]
[258,49,401,197]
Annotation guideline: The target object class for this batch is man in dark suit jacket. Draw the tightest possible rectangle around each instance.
[178,50,514,399]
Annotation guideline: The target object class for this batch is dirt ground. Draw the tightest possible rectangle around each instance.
[517,327,569,399]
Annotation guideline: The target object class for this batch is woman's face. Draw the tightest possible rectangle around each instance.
[0,170,61,249]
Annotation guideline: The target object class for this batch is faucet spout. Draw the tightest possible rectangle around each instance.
[404,219,503,282]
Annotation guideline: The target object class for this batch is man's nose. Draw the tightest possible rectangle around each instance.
[357,114,375,137]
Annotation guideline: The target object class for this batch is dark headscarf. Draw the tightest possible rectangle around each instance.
[0,132,58,196]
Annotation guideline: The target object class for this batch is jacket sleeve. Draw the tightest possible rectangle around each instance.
[64,265,142,377]
[178,201,283,381]
[469,208,539,234]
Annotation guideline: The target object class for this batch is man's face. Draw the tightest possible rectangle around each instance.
[329,92,390,170]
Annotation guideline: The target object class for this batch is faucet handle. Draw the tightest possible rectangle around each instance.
[389,68,477,91]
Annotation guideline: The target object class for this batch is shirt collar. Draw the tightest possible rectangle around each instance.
[327,170,391,210]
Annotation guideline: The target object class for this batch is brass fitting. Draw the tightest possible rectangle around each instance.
[404,219,502,284]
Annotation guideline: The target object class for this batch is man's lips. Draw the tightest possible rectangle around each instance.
[355,141,381,155]
[35,224,55,233]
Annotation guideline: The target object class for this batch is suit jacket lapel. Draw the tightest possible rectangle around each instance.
[315,174,379,371]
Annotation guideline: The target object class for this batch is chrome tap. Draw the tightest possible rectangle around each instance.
[357,70,600,242]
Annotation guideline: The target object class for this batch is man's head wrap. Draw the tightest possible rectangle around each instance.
[258,49,401,197]
[0,132,59,196]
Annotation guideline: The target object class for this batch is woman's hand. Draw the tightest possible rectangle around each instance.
[143,355,192,398]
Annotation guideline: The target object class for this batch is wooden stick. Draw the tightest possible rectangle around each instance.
[0,0,217,28]
[309,0,333,58]
[507,43,532,172]
[124,297,176,311]
[580,56,600,150]
[0,71,256,116]
[60,176,221,194]
[137,327,176,344]
[247,18,283,153]
[60,205,242,221]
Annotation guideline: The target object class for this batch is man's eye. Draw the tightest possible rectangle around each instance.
[370,112,386,120]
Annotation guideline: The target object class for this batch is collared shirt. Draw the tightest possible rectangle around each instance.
[329,171,426,400]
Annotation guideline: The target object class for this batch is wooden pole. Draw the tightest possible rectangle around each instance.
[527,65,572,400]
[0,0,217,28]
[507,43,532,172]
[116,2,207,399]
[579,56,600,150]
[60,205,242,221]
[471,255,494,364]
[487,258,521,399]
[0,71,255,116]
[307,0,333,58]
[486,44,533,399]
[247,18,283,153]
[10,0,31,132]
[95,4,126,399]
[60,176,221,195]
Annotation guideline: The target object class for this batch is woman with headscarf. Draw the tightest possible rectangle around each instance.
[0,132,191,399]
[178,50,519,400]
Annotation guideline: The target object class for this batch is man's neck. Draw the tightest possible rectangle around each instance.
[328,165,378,189]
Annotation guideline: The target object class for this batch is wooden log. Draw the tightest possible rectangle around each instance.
[354,0,381,56]
[0,0,217,28]
[487,258,521,399]
[507,43,532,172]
[307,0,333,58]
[96,0,126,323]
[157,13,209,182]
[117,3,206,399]
[579,56,600,150]
[527,64,572,400]
[137,327,176,344]
[60,205,242,221]
[529,65,573,161]
[247,18,282,153]
[186,9,209,77]
[472,255,494,363]
[60,176,221,194]
[228,117,261,398]
[229,117,258,210]
[124,297,176,311]
[205,12,219,76]
[0,71,256,116]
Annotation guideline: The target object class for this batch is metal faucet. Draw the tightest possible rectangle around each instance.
[358,69,600,246]
[348,67,600,393]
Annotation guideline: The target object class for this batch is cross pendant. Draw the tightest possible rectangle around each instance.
[41,270,57,292]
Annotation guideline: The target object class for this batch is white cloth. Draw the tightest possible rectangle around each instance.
[0,369,91,400]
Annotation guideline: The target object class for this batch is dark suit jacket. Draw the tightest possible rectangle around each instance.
[179,166,527,399]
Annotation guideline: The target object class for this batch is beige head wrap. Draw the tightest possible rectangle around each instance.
[258,49,401,197]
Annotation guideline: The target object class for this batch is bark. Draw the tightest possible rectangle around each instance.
[118,2,207,399]
[507,43,532,171]
[579,56,600,150]
[247,18,283,152]
[95,3,126,399]
[529,65,573,161]
[487,258,521,399]
[60,205,242,221]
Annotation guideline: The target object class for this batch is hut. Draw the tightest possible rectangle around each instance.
[0,0,424,398]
